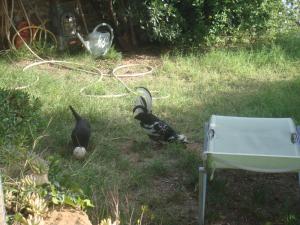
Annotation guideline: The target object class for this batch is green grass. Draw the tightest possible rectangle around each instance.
[1,32,300,225]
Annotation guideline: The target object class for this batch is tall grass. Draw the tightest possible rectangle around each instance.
[0,31,300,225]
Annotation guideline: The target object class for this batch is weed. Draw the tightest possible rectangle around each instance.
[0,89,43,146]
[0,31,299,224]
[144,159,169,177]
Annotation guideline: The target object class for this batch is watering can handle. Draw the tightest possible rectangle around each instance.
[93,23,114,46]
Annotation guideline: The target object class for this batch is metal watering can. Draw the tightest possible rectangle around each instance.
[76,23,114,57]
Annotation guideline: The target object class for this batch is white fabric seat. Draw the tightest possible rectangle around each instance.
[199,115,300,225]
[203,115,300,172]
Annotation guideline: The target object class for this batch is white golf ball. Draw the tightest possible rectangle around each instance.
[73,147,86,159]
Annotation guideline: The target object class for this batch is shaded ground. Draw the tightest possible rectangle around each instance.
[118,139,199,225]
[119,137,300,225]
[1,42,300,225]
[27,52,300,224]
[115,51,300,225]
[206,171,300,225]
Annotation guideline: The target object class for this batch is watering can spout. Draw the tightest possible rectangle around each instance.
[76,33,91,53]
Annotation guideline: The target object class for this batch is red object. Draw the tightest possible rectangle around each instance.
[14,21,37,49]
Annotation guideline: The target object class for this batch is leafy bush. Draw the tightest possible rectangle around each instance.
[203,0,294,46]
[92,0,298,47]
[141,0,184,43]
[284,0,300,26]
[126,0,299,46]
[0,89,43,146]
[47,181,94,209]
[0,89,94,224]
[0,89,45,178]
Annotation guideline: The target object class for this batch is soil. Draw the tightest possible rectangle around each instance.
[117,128,300,225]
[44,208,92,225]
[15,51,300,225]
[206,171,300,225]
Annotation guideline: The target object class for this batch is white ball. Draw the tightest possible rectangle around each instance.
[73,147,86,159]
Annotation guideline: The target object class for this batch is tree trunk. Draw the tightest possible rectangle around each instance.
[107,0,118,33]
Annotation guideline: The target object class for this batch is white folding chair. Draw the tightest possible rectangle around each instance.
[199,115,300,225]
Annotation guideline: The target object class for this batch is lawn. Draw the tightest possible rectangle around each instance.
[1,31,300,225]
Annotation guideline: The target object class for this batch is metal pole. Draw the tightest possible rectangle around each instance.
[199,167,207,225]
[199,122,209,225]
[0,175,6,225]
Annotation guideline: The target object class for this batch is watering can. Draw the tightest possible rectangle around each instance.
[76,23,114,57]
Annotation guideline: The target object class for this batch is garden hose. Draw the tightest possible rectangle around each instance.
[23,61,169,99]
[112,64,153,77]
[12,25,58,50]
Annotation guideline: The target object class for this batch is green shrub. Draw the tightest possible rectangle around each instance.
[130,0,184,43]
[91,0,298,47]
[0,89,43,146]
[203,0,295,46]
[128,0,299,46]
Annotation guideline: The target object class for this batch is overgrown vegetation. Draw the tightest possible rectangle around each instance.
[0,89,43,146]
[4,175,94,224]
[0,30,299,224]
[106,0,299,47]
[0,88,95,224]
[0,0,298,224]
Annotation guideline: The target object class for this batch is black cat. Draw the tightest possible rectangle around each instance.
[69,106,91,149]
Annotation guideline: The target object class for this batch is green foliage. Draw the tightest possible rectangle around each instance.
[0,89,43,146]
[141,0,184,43]
[285,214,298,225]
[4,176,94,225]
[203,0,292,46]
[144,159,169,177]
[4,176,48,225]
[90,0,299,47]
[0,32,299,224]
[128,0,299,46]
[174,0,206,42]
[47,181,94,209]
[103,46,123,60]
[31,40,57,58]
[275,31,300,59]
[284,0,300,26]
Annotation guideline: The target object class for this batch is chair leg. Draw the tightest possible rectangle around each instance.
[199,167,207,225]
[0,175,6,225]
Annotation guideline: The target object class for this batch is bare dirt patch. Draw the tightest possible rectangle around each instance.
[186,142,202,154]
[45,208,92,225]
[121,52,163,69]
[152,175,199,225]
[206,170,300,225]
[120,139,142,163]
